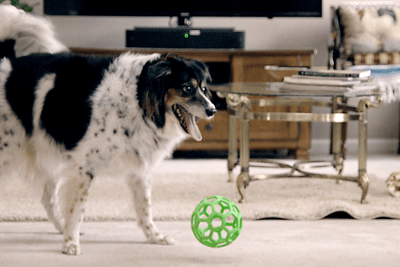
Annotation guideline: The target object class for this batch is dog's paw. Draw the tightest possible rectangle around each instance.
[62,243,81,255]
[150,234,175,245]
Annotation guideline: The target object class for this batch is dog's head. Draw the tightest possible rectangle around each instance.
[138,54,217,141]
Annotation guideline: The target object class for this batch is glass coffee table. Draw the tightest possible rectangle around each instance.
[210,82,384,203]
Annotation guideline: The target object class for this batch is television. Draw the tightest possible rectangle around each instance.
[44,0,322,20]
[44,0,322,49]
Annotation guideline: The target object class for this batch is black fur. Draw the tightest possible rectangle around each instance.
[5,53,114,150]
[0,39,16,59]
[137,58,167,128]
[378,8,396,22]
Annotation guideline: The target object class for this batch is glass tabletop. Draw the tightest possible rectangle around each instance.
[209,82,384,98]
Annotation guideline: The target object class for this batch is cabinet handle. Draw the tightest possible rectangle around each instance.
[205,123,214,131]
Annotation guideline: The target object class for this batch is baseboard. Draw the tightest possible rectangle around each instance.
[310,138,399,156]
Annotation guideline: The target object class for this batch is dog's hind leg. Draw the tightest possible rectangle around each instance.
[61,171,93,255]
[41,180,64,233]
[127,174,174,245]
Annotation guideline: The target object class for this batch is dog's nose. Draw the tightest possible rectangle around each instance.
[206,107,217,117]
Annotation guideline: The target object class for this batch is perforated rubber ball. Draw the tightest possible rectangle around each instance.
[191,195,242,248]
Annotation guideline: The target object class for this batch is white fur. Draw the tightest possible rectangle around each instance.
[0,4,68,55]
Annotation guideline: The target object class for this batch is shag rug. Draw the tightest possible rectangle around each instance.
[1,173,399,221]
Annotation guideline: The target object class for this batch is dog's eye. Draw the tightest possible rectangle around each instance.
[202,87,207,92]
[183,86,193,92]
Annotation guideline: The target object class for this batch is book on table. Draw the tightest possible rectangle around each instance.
[282,69,375,92]
[283,76,362,86]
[280,82,377,92]
[297,69,371,78]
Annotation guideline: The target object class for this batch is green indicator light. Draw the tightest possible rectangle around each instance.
[184,33,189,39]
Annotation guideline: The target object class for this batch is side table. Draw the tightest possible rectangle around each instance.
[211,82,384,203]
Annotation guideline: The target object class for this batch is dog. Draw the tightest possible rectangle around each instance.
[0,5,216,255]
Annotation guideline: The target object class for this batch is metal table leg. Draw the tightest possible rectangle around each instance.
[357,97,384,203]
[237,104,250,203]
[332,96,344,176]
[357,99,370,203]
[228,114,238,182]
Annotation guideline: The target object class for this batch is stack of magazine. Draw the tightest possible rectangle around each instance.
[282,69,377,92]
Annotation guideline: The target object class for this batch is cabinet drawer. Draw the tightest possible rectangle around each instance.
[195,111,229,141]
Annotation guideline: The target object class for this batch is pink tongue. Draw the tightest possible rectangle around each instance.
[187,113,202,141]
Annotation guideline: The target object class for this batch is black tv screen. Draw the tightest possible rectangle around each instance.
[44,0,322,18]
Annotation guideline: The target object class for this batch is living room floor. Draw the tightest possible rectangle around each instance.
[1,153,399,267]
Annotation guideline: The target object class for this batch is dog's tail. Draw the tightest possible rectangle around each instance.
[0,4,68,59]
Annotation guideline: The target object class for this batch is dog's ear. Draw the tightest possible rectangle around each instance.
[203,68,213,99]
[141,60,173,128]
[205,68,212,84]
[147,61,172,79]
[160,53,170,60]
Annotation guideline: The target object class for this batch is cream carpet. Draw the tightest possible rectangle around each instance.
[1,173,399,221]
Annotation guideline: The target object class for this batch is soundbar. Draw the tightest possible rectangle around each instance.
[126,27,245,49]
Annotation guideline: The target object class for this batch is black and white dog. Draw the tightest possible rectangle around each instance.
[0,5,216,255]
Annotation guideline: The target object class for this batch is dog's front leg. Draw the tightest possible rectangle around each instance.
[61,172,93,255]
[127,174,174,245]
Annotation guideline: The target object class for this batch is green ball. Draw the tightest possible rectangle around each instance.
[191,195,242,248]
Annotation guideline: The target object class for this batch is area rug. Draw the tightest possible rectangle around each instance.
[1,173,399,221]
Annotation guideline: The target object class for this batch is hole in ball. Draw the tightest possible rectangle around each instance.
[212,232,219,241]
[204,229,211,237]
[221,229,228,239]
[199,222,209,230]
[222,207,229,214]
[212,217,222,228]
[226,215,235,223]
[215,203,222,213]
[206,205,212,215]
[207,197,217,202]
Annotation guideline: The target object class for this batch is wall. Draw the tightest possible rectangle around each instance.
[23,0,400,144]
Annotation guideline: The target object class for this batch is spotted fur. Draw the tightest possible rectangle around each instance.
[0,51,216,255]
